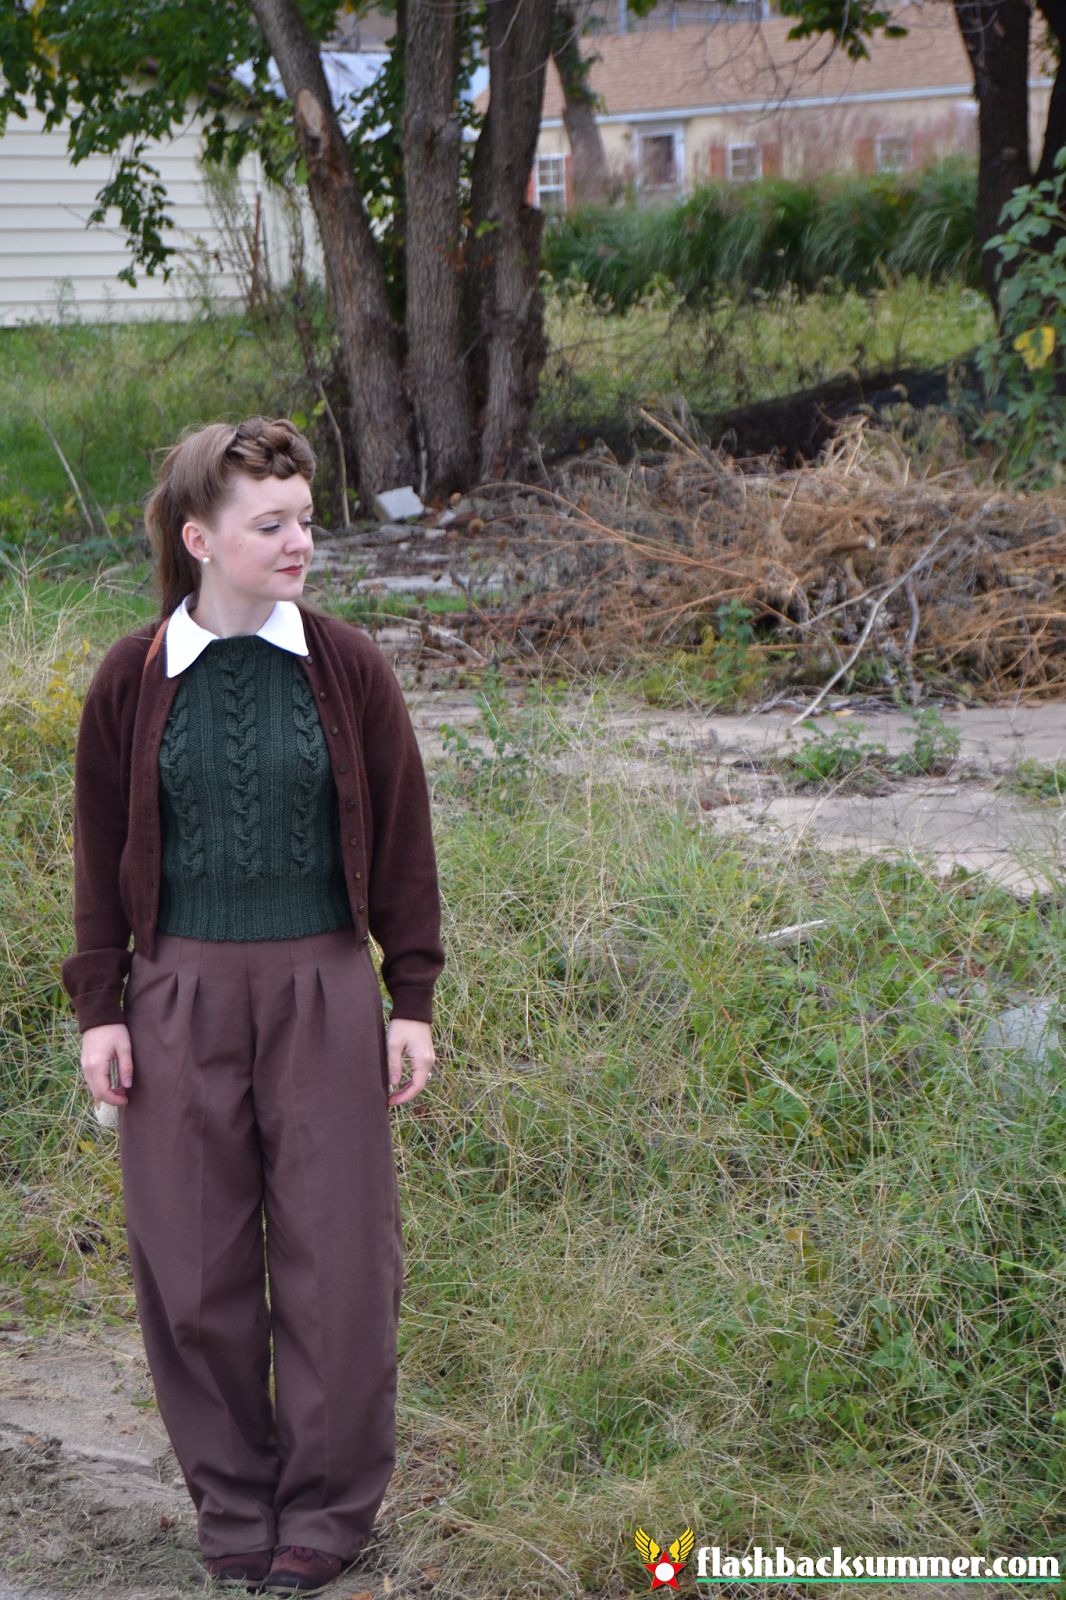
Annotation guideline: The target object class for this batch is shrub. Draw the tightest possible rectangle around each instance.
[542,160,983,311]
[976,148,1066,472]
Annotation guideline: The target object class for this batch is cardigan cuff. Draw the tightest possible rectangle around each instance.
[71,987,127,1033]
[386,985,434,1025]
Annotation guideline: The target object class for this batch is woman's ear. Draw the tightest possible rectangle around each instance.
[182,520,210,563]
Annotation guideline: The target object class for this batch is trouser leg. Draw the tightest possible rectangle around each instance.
[121,936,279,1556]
[121,929,403,1562]
[250,929,402,1559]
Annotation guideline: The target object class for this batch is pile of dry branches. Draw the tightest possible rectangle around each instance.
[472,413,1066,699]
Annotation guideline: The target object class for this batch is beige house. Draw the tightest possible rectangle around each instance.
[532,4,1053,207]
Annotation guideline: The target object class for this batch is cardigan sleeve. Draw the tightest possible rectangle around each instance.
[351,636,444,1022]
[60,636,146,1031]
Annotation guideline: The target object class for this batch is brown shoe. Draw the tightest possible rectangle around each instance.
[206,1551,275,1589]
[265,1547,343,1595]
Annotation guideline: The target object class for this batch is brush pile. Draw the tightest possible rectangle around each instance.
[463,411,1066,700]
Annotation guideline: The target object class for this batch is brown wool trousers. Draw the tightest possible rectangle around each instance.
[120,929,402,1560]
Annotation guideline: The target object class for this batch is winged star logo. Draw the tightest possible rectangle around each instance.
[635,1527,694,1589]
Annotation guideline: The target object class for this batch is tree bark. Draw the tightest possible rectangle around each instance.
[251,0,417,506]
[551,5,611,207]
[469,0,555,481]
[403,0,477,495]
[953,0,1032,303]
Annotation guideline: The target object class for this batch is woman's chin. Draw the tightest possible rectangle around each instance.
[266,573,307,600]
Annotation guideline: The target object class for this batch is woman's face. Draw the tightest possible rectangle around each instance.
[182,472,314,607]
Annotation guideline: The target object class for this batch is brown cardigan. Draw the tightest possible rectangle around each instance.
[61,608,444,1032]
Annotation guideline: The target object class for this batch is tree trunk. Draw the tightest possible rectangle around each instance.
[1036,0,1066,182]
[403,0,477,495]
[468,0,555,481]
[551,6,611,207]
[251,0,417,506]
[953,0,1032,303]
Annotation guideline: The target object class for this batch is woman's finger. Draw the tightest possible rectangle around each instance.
[114,1037,134,1090]
[386,1035,406,1090]
[81,1033,133,1106]
[83,1059,129,1107]
[388,1052,435,1106]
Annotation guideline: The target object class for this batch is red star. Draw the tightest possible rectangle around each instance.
[645,1557,685,1589]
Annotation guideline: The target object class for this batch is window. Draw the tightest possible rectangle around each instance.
[640,132,678,189]
[728,142,760,183]
[875,134,910,172]
[535,154,567,213]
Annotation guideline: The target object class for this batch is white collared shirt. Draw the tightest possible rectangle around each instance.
[165,595,308,677]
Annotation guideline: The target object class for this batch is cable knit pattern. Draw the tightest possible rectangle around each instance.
[291,666,325,877]
[157,636,351,941]
[220,643,263,882]
[157,684,204,879]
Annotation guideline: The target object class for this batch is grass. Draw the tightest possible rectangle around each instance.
[3,578,1066,1596]
[539,276,992,454]
[1007,760,1066,805]
[0,295,325,536]
[0,272,993,534]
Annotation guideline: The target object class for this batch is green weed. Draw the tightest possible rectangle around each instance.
[439,670,568,811]
[638,602,770,708]
[1007,758,1066,804]
[784,706,961,787]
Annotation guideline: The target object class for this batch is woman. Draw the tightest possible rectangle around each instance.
[62,418,443,1594]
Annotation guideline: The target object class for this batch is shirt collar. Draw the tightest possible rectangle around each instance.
[165,595,309,678]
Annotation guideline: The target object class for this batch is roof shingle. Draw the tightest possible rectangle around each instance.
[534,5,1049,120]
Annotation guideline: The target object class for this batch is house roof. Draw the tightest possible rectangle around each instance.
[533,4,1052,122]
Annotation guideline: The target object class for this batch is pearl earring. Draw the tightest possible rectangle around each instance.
[202,555,210,565]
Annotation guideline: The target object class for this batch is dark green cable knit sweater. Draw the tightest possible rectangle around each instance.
[157,634,352,941]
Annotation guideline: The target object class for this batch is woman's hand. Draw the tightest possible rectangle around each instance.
[81,1023,134,1107]
[386,1018,435,1107]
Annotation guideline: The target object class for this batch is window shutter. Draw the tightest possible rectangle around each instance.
[709,143,726,180]
[761,143,781,177]
[565,152,575,211]
[527,167,537,206]
[856,137,875,174]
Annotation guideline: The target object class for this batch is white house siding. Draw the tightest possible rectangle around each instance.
[0,107,302,326]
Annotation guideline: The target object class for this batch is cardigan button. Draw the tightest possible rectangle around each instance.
[339,763,348,773]
[346,800,355,811]
[357,903,365,912]
[305,655,313,664]
[362,934,369,944]
[349,836,358,846]
[354,871,362,880]
[330,726,338,735]
[319,691,326,700]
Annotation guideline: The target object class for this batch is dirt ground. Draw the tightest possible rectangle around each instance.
[0,1334,393,1599]
[3,689,1065,1598]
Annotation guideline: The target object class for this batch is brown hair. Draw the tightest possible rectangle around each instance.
[145,417,317,617]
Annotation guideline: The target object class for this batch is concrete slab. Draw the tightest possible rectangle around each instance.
[407,692,1066,896]
[705,780,1066,896]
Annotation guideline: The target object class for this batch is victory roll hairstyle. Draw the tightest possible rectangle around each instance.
[145,418,317,617]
